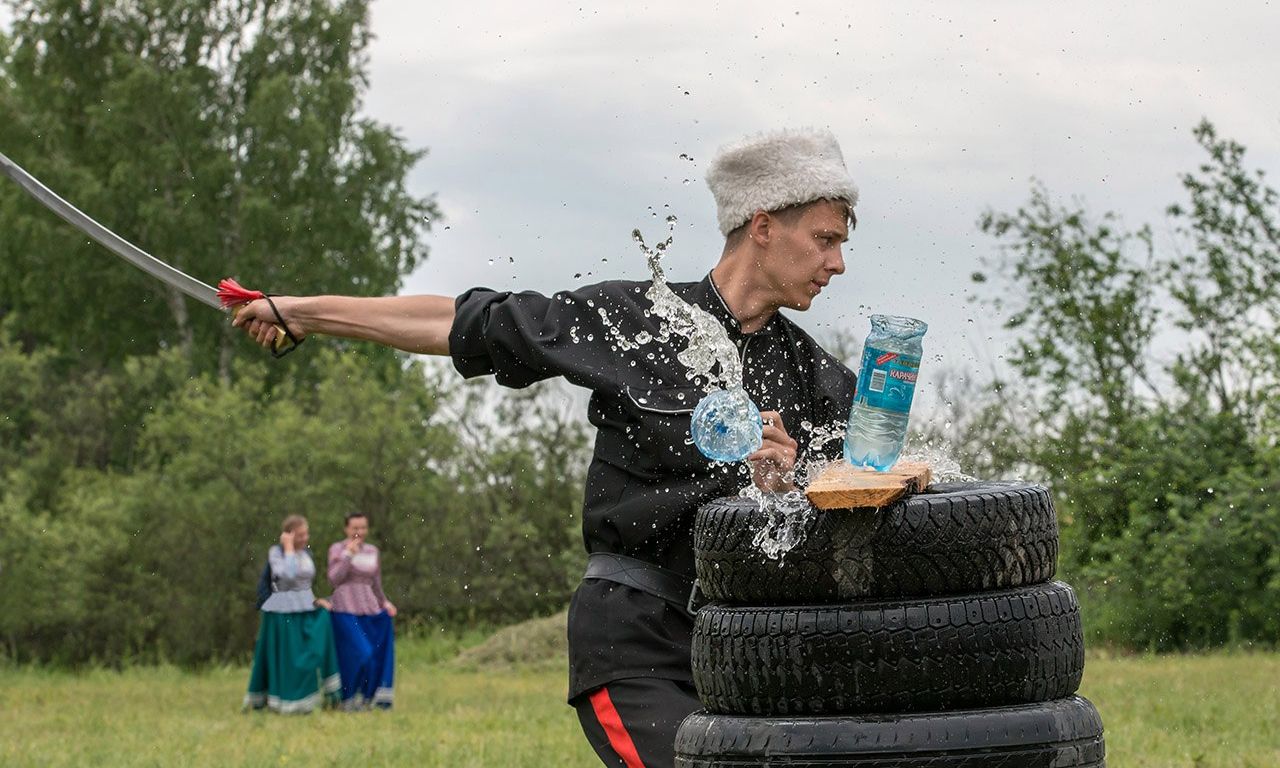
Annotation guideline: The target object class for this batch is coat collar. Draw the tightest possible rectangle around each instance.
[686,272,784,339]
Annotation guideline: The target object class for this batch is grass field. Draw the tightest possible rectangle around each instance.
[2,635,1278,767]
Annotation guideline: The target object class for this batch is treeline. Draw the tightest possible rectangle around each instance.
[3,1,1276,665]
[936,120,1280,651]
[0,0,590,666]
[0,337,588,664]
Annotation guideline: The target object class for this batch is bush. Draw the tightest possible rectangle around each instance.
[0,337,588,665]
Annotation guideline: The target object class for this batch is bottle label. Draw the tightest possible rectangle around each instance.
[855,345,920,414]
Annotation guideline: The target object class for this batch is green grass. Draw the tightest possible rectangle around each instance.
[1081,650,1280,768]
[2,640,1277,767]
[0,628,598,768]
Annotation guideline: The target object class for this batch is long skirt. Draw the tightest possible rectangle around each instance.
[244,609,341,714]
[331,611,395,709]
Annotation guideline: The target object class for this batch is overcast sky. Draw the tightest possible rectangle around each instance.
[363,1,1280,390]
[4,2,1279,405]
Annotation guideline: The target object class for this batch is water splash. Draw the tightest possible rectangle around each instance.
[900,438,978,483]
[622,216,979,560]
[690,388,762,462]
[743,485,814,561]
[800,419,845,458]
[627,216,834,558]
[632,218,742,392]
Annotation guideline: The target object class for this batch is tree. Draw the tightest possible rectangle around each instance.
[1166,121,1280,428]
[0,332,589,664]
[971,119,1280,649]
[0,0,436,380]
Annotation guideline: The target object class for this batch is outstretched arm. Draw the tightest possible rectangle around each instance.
[237,284,623,394]
[231,294,456,356]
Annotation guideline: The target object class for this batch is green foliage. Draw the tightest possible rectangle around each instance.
[0,1,588,667]
[977,184,1161,422]
[971,119,1280,649]
[0,0,437,380]
[0,331,588,665]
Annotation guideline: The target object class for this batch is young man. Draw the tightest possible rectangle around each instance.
[234,128,859,766]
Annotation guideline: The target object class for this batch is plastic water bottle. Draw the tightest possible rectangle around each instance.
[691,387,763,462]
[844,314,928,471]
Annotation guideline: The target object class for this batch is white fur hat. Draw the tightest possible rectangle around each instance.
[705,128,859,236]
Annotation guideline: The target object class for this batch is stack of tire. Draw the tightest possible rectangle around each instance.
[676,481,1105,767]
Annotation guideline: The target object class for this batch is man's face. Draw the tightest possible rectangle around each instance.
[765,199,849,311]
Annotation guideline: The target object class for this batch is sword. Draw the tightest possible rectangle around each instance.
[0,151,296,356]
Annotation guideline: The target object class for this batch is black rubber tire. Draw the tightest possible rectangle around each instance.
[691,582,1084,716]
[674,696,1105,767]
[694,481,1058,604]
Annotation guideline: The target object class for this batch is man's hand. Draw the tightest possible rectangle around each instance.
[314,598,333,611]
[231,297,305,350]
[747,410,798,493]
[279,531,295,554]
[384,601,398,618]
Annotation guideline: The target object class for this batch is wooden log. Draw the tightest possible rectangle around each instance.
[804,460,932,510]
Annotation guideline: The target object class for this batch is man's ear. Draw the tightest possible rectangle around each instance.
[746,210,772,245]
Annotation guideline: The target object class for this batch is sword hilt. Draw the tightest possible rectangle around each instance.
[231,305,299,358]
[272,328,297,356]
[219,280,302,358]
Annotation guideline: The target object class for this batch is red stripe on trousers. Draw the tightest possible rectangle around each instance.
[588,686,646,768]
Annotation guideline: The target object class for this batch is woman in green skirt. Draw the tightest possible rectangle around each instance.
[244,515,341,714]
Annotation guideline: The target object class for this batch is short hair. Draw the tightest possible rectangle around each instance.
[724,198,857,251]
[281,514,307,533]
[344,512,369,526]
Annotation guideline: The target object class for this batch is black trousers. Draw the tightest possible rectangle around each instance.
[572,677,701,768]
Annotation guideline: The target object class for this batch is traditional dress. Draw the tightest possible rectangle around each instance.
[244,546,341,713]
[328,540,395,710]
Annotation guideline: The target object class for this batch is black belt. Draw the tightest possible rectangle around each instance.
[583,552,706,619]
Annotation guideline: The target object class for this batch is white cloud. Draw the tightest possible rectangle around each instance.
[5,0,1279,406]
[362,0,1280,391]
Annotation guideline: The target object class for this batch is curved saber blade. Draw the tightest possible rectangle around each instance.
[0,151,222,310]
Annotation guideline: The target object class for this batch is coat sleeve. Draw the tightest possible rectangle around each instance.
[268,546,302,588]
[328,542,352,586]
[448,283,628,391]
[371,548,389,609]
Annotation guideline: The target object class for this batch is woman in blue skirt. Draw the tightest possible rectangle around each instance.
[327,512,397,710]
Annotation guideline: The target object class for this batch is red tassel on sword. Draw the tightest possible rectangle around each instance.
[216,278,266,307]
